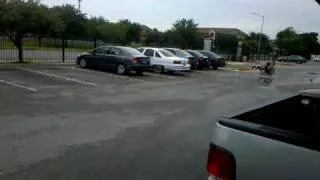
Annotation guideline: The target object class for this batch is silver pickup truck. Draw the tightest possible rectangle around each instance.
[207,89,320,180]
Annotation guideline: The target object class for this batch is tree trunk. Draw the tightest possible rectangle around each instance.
[38,36,42,47]
[16,39,23,63]
[94,38,97,48]
[4,32,24,63]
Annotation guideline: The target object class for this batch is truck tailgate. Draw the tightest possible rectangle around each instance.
[212,121,320,180]
[209,90,320,180]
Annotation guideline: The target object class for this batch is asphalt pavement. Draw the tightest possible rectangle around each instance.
[0,63,319,180]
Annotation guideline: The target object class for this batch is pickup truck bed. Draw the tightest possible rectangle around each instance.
[207,89,320,180]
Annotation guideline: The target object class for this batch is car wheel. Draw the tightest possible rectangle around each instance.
[153,65,164,73]
[117,63,127,75]
[136,70,143,76]
[79,58,87,68]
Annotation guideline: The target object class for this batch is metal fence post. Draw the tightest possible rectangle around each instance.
[62,38,65,63]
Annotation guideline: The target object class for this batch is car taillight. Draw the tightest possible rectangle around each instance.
[133,57,141,64]
[173,61,181,64]
[207,144,235,180]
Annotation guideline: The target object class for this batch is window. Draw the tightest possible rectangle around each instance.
[108,48,121,55]
[187,51,197,57]
[121,47,143,56]
[93,47,108,54]
[159,50,175,57]
[188,50,204,58]
[137,48,144,53]
[155,51,161,57]
[144,49,154,57]
[173,49,192,57]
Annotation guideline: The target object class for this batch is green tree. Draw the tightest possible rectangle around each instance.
[275,27,320,58]
[275,27,303,55]
[0,0,63,62]
[243,32,272,59]
[161,30,177,47]
[299,32,319,59]
[85,16,106,47]
[215,33,238,55]
[172,18,199,48]
[143,28,162,46]
[50,4,87,39]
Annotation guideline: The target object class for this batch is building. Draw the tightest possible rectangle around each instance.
[197,27,248,39]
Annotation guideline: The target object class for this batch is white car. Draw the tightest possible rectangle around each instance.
[137,47,191,73]
[312,57,320,62]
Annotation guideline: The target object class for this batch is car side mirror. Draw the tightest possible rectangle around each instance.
[89,50,96,55]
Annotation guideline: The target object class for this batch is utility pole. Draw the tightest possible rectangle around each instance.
[252,12,264,61]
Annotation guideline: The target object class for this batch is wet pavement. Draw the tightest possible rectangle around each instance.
[0,62,319,179]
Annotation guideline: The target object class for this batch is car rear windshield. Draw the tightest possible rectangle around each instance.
[211,52,223,58]
[159,50,175,57]
[171,49,191,57]
[189,51,204,57]
[121,47,144,56]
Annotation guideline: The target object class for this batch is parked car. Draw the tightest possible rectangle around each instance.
[185,50,210,70]
[278,55,307,64]
[163,48,197,68]
[76,46,150,75]
[197,50,226,69]
[312,56,320,62]
[207,89,320,180]
[138,47,190,73]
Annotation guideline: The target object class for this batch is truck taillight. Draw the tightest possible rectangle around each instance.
[207,144,235,180]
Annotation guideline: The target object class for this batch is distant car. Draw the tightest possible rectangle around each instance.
[76,46,150,75]
[138,47,190,73]
[163,48,197,69]
[197,50,226,69]
[312,57,320,62]
[185,50,210,70]
[278,55,307,64]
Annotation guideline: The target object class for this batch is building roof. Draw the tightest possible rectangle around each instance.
[197,27,248,38]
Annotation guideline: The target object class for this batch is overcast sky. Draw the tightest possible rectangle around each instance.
[42,0,320,38]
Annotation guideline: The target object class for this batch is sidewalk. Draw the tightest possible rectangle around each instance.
[225,60,297,71]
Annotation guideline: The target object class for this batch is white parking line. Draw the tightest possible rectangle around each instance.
[0,79,38,92]
[19,68,97,87]
[69,67,145,82]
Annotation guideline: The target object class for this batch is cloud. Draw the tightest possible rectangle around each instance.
[41,0,320,38]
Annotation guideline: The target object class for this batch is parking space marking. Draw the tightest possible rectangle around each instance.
[0,79,38,92]
[19,68,97,87]
[69,67,145,82]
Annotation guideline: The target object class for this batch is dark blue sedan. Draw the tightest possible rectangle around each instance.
[76,46,151,75]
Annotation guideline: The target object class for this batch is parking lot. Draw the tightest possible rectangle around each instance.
[0,62,319,180]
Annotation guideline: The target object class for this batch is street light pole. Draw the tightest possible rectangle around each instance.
[252,12,264,60]
[78,0,82,11]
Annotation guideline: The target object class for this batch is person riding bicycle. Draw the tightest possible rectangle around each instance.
[261,60,276,75]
